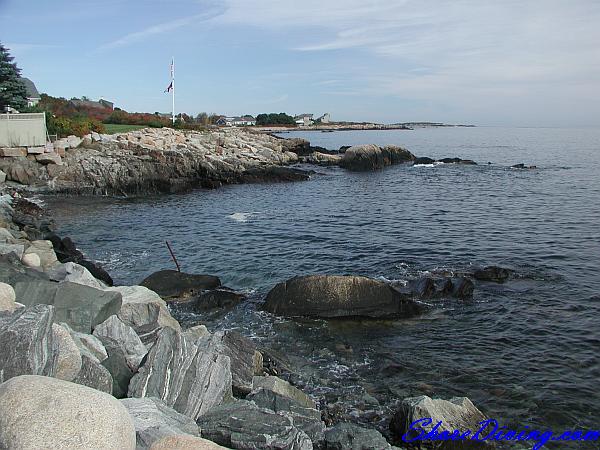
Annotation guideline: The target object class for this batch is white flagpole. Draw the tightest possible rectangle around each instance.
[171,57,175,124]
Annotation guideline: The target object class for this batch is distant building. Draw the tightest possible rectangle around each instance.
[21,78,41,107]
[217,115,256,127]
[70,98,114,111]
[316,113,331,124]
[294,113,313,127]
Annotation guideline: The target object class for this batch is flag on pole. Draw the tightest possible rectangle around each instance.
[164,81,173,93]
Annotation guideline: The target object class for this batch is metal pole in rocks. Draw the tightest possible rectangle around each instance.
[165,240,181,272]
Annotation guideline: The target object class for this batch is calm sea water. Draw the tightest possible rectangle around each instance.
[46,127,600,445]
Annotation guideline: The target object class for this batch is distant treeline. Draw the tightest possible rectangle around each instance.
[255,113,296,126]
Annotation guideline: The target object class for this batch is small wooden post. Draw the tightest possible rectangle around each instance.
[165,240,181,272]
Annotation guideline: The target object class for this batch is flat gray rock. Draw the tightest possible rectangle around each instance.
[13,279,122,333]
[214,330,263,396]
[198,400,313,450]
[121,397,199,450]
[0,304,56,383]
[128,328,232,420]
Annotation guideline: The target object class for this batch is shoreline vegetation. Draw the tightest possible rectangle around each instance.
[0,128,537,449]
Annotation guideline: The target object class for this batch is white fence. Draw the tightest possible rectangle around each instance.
[0,113,47,147]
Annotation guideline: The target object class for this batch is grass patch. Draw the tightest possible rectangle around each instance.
[103,124,147,134]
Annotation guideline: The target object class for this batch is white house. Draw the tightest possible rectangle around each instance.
[317,113,331,124]
[294,113,313,127]
[21,78,41,108]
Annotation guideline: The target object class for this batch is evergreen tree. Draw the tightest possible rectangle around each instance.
[0,43,28,110]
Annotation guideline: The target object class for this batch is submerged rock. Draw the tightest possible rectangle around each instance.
[140,270,221,299]
[0,375,136,450]
[121,397,200,449]
[473,266,512,283]
[390,395,488,447]
[173,288,246,314]
[0,305,56,383]
[263,275,423,319]
[197,400,313,450]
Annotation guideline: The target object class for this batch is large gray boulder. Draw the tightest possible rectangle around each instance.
[121,397,200,449]
[47,261,106,289]
[13,279,122,333]
[0,282,16,312]
[263,275,423,319]
[324,423,392,450]
[0,305,56,383]
[140,270,221,299]
[52,323,82,381]
[340,145,414,171]
[93,315,148,398]
[108,285,181,346]
[390,395,488,448]
[0,375,136,449]
[198,400,313,450]
[248,388,325,444]
[129,328,232,420]
[73,353,114,394]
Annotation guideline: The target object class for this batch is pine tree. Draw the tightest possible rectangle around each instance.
[0,42,28,110]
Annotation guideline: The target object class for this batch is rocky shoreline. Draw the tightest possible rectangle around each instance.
[0,126,518,197]
[0,181,522,449]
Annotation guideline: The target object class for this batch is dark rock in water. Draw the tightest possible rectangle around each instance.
[128,327,232,420]
[280,137,312,156]
[174,288,246,314]
[390,395,488,449]
[140,270,221,299]
[197,400,313,450]
[48,234,113,286]
[438,157,477,165]
[248,388,325,444]
[239,166,313,183]
[435,278,454,297]
[10,198,55,236]
[215,331,263,397]
[79,259,114,286]
[473,266,512,283]
[511,163,537,169]
[121,397,200,449]
[324,422,392,450]
[0,305,56,382]
[340,145,415,171]
[408,277,436,299]
[13,280,122,333]
[451,277,475,299]
[73,353,114,394]
[413,157,436,165]
[263,275,423,319]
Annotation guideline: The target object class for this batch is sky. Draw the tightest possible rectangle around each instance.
[1,0,600,126]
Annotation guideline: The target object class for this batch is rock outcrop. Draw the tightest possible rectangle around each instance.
[339,145,415,171]
[263,275,423,319]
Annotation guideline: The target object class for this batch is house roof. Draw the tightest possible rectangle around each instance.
[70,99,110,109]
[295,113,313,119]
[21,77,40,99]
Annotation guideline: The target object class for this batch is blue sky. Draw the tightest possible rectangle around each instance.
[2,0,599,126]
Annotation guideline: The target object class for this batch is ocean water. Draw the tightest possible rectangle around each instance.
[46,127,600,445]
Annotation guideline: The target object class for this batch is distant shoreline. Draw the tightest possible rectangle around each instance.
[254,122,476,133]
